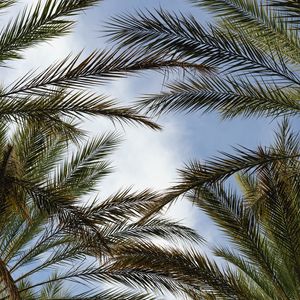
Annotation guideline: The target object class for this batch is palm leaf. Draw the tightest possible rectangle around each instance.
[0,0,102,63]
[2,48,211,99]
[137,75,300,118]
[267,0,300,28]
[191,0,300,63]
[106,9,300,85]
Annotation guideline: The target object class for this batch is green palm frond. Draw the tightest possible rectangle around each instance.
[190,0,300,63]
[106,10,300,85]
[180,146,293,186]
[39,278,72,299]
[0,118,204,298]
[190,184,288,294]
[0,1,164,134]
[0,0,102,63]
[53,132,119,198]
[3,49,211,99]
[87,189,163,223]
[135,119,300,299]
[184,119,298,191]
[213,246,276,300]
[110,242,240,298]
[0,89,160,131]
[143,144,298,218]
[0,1,15,11]
[137,75,300,118]
[103,218,202,246]
[0,203,200,299]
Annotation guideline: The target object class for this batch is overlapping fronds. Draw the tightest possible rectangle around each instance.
[110,242,241,298]
[114,120,300,299]
[0,193,200,299]
[191,0,300,63]
[0,90,160,130]
[3,48,211,99]
[106,10,300,85]
[107,4,300,119]
[140,139,299,219]
[0,0,167,135]
[0,118,204,299]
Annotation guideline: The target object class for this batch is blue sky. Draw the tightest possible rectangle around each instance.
[3,0,298,298]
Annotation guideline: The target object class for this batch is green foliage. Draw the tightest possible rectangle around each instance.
[107,2,300,118]
[0,1,201,298]
[0,121,201,299]
[0,0,101,63]
[0,0,163,134]
[1,0,300,299]
[105,3,300,297]
[114,121,300,300]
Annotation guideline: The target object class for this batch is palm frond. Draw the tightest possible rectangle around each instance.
[53,132,119,198]
[11,121,70,183]
[111,242,240,298]
[137,75,300,118]
[0,90,161,130]
[39,277,72,299]
[142,145,299,220]
[191,0,300,63]
[267,0,300,28]
[213,246,276,300]
[3,48,211,99]
[0,1,15,11]
[86,189,163,223]
[104,218,202,246]
[0,0,102,63]
[106,9,300,85]
[189,183,288,295]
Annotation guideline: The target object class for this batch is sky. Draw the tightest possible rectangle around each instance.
[2,0,293,298]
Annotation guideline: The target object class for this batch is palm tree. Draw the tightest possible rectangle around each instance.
[0,120,200,299]
[111,120,300,299]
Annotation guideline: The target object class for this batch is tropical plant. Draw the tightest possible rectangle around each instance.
[111,120,300,300]
[103,1,300,299]
[0,120,201,299]
[105,0,300,235]
[0,1,206,298]
[0,0,218,135]
[106,0,300,119]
